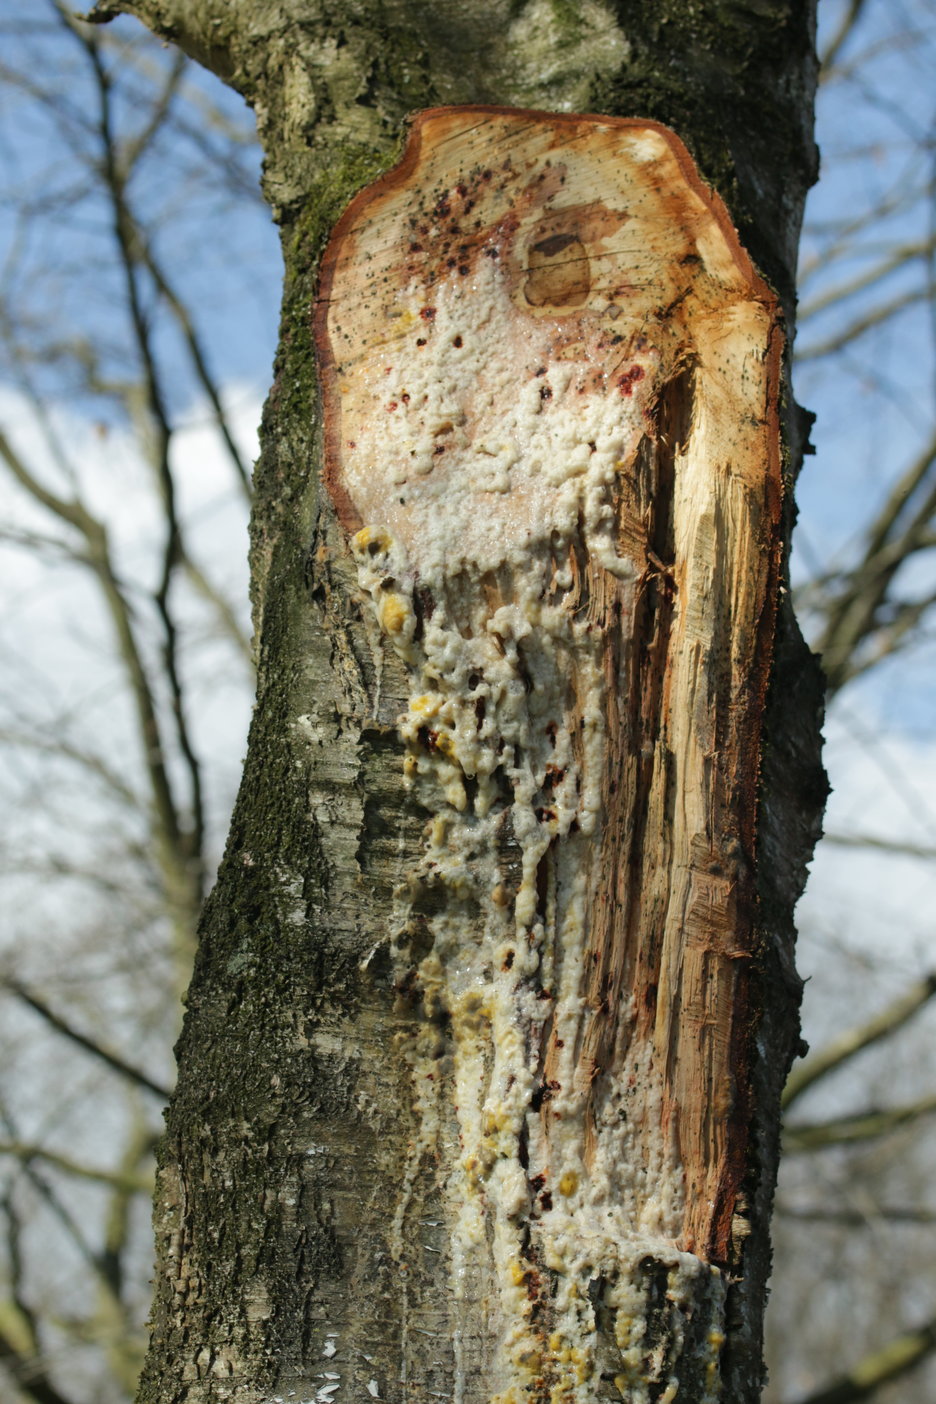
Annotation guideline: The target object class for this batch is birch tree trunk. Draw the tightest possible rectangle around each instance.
[85,3,825,1401]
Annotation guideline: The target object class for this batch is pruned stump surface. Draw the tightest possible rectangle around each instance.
[315,107,782,1402]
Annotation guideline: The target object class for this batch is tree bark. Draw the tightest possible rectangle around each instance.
[85,3,825,1401]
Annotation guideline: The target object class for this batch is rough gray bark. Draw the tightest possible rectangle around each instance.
[85,3,824,1401]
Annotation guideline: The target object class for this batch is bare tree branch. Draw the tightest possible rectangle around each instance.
[800,184,922,277]
[0,1142,153,1195]
[777,1202,936,1226]
[795,285,928,361]
[783,973,936,1109]
[57,13,255,502]
[818,0,869,73]
[792,1317,936,1404]
[833,590,936,688]
[0,1195,78,1404]
[0,725,143,811]
[0,424,187,862]
[0,14,263,1401]
[822,831,936,860]
[99,1115,156,1307]
[798,236,936,320]
[181,547,253,661]
[136,233,255,500]
[0,1101,149,1386]
[0,1328,79,1404]
[1,977,171,1100]
[809,428,936,690]
[785,1094,936,1152]
[0,1104,97,1273]
[79,24,208,906]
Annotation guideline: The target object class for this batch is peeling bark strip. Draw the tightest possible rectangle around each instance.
[315,108,782,1402]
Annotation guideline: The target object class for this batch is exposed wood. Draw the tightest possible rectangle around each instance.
[315,107,782,1400]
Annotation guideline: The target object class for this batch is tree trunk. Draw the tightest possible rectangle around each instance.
[86,3,825,1401]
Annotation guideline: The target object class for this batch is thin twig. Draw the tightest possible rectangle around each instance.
[792,1316,936,1404]
[0,1141,152,1195]
[822,831,936,860]
[777,1202,936,1226]
[819,0,868,72]
[783,973,936,1109]
[784,1094,936,1152]
[796,286,928,361]
[1,977,171,1100]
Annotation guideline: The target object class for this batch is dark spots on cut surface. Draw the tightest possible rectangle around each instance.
[617,365,645,396]
[531,231,580,258]
[412,585,434,640]
[524,224,590,309]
